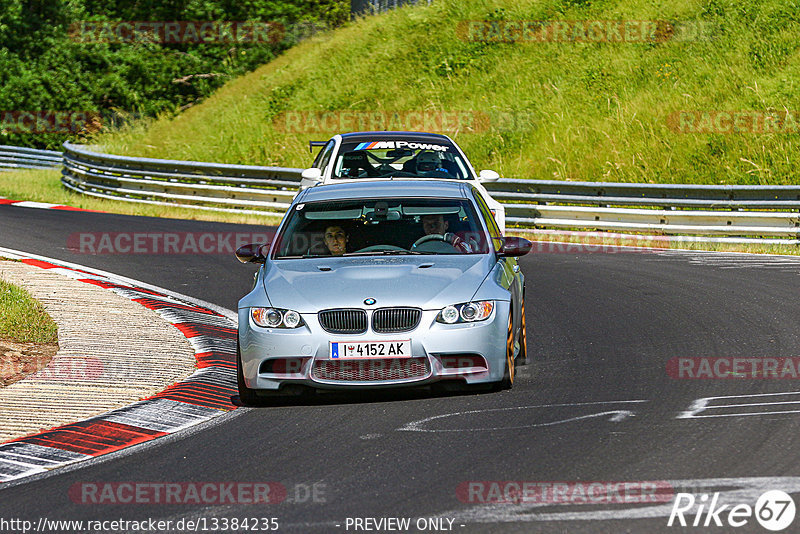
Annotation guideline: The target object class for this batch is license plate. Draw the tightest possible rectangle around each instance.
[330,340,411,359]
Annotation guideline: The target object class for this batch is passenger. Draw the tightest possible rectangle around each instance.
[323,225,349,256]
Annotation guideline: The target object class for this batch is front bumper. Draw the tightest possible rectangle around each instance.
[238,302,510,391]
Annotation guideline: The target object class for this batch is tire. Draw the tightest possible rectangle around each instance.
[236,342,261,406]
[515,299,528,366]
[495,312,515,391]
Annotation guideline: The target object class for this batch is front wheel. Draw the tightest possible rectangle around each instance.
[515,299,528,366]
[495,312,516,391]
[236,343,261,406]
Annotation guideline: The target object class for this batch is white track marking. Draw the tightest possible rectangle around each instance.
[398,400,646,432]
[441,477,800,523]
[654,250,800,271]
[9,201,59,209]
[677,391,800,419]
[717,400,800,408]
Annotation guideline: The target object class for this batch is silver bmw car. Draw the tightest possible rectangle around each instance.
[235,180,530,404]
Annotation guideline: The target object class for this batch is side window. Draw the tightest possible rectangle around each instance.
[472,188,503,252]
[312,141,335,170]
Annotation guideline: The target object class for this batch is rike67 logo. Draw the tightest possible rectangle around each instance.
[668,490,796,531]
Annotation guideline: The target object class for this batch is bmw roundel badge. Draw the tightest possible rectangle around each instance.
[364,298,376,305]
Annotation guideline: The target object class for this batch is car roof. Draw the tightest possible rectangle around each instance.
[299,179,469,203]
[338,131,453,143]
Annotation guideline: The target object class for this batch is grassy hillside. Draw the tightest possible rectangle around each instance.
[96,0,800,185]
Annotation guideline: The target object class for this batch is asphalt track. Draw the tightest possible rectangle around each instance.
[2,204,800,533]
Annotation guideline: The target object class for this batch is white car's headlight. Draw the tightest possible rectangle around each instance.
[436,301,494,324]
[251,307,305,329]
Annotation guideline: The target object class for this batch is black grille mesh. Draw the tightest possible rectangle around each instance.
[372,307,422,333]
[318,309,368,334]
[312,357,430,382]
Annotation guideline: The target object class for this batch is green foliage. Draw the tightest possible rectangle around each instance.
[0,0,350,148]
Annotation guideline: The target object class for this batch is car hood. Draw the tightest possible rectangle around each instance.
[262,255,493,312]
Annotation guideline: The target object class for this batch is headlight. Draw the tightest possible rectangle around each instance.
[436,301,493,324]
[251,307,305,329]
[440,305,459,324]
[283,310,301,328]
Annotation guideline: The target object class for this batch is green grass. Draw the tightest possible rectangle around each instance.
[506,230,800,255]
[0,277,58,343]
[0,168,282,226]
[91,0,800,185]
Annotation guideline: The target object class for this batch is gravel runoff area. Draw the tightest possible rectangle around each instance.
[0,260,197,443]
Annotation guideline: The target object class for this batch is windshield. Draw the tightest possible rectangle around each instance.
[274,198,490,258]
[331,140,473,180]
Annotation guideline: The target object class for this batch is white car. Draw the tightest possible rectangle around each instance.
[299,131,506,233]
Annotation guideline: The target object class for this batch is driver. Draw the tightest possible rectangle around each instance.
[415,151,449,177]
[323,225,349,256]
[419,214,473,252]
[421,213,449,236]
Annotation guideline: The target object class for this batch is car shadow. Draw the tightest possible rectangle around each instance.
[230,384,496,408]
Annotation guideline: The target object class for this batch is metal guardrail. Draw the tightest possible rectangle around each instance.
[61,142,304,217]
[351,0,432,15]
[59,142,800,239]
[480,180,800,237]
[0,145,62,171]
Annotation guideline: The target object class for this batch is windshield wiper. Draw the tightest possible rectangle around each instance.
[376,250,423,255]
[342,250,423,257]
[275,254,323,259]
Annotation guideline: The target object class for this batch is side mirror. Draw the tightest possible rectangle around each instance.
[236,243,269,264]
[499,237,532,257]
[301,167,322,181]
[478,169,500,182]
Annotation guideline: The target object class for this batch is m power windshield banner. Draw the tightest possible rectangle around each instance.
[354,141,450,152]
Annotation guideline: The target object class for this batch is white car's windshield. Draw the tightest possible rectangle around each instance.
[274,198,490,258]
[331,140,473,180]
